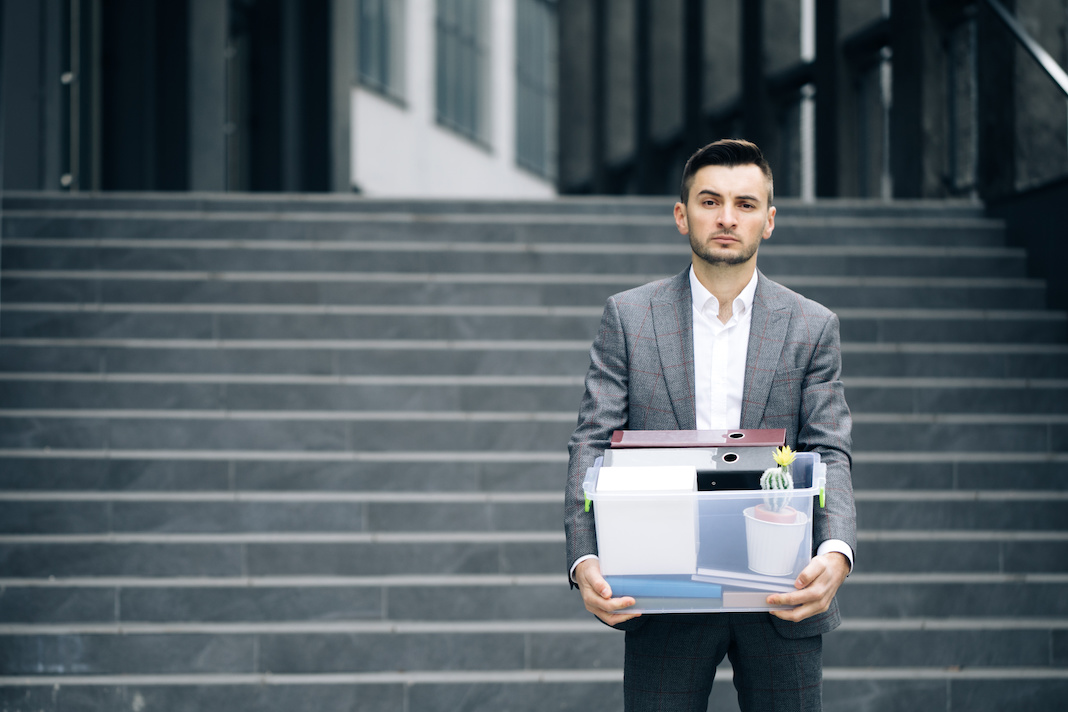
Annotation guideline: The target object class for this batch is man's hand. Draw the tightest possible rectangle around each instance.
[766,552,850,622]
[573,558,642,626]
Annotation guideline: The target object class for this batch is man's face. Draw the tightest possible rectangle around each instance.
[674,164,775,268]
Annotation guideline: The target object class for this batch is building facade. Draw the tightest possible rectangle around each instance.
[557,0,1068,202]
[351,0,557,197]
[0,0,558,198]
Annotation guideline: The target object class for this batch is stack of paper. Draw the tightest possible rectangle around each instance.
[595,465,697,576]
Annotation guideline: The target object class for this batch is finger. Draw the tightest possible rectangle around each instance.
[590,604,640,625]
[577,570,613,600]
[769,604,813,622]
[581,581,618,606]
[596,610,641,626]
[793,559,825,589]
[767,589,833,621]
[767,587,817,607]
[594,599,642,624]
[577,577,609,602]
[770,590,830,619]
[767,588,833,617]
[586,594,637,614]
[776,566,834,605]
[597,598,638,614]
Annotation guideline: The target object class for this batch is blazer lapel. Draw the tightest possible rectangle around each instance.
[741,272,789,429]
[651,269,697,430]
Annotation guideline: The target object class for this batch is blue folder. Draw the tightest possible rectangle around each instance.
[604,575,723,599]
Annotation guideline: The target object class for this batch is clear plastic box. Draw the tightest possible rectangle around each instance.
[582,450,826,613]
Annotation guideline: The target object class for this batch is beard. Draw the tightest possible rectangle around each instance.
[689,231,761,267]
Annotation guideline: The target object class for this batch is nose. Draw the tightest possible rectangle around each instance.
[718,203,737,229]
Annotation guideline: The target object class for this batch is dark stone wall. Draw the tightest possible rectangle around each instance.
[988,175,1068,313]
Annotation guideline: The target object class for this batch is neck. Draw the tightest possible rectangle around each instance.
[692,258,757,312]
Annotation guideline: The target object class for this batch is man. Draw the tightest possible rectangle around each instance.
[564,139,856,711]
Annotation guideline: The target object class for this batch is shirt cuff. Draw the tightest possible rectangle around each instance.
[569,554,599,583]
[817,539,854,573]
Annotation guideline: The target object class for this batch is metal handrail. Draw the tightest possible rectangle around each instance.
[984,0,1068,97]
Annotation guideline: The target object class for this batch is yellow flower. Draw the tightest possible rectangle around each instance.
[773,445,796,468]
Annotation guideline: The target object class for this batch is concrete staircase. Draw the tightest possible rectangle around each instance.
[0,193,1066,711]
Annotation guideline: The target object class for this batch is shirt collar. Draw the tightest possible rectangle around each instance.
[689,266,759,320]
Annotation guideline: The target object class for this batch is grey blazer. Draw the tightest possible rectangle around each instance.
[564,268,856,638]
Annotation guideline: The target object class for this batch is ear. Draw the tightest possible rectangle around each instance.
[762,205,776,241]
[673,202,689,235]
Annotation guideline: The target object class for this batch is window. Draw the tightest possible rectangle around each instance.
[515,0,557,178]
[435,0,489,144]
[358,0,405,100]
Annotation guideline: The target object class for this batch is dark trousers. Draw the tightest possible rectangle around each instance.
[623,613,823,712]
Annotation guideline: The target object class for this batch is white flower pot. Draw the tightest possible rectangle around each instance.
[743,506,809,576]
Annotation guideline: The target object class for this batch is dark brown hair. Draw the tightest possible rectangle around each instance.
[679,139,774,205]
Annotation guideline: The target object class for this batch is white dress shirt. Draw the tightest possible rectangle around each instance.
[690,267,756,431]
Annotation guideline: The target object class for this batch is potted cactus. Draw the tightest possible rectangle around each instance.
[754,445,799,524]
[743,446,810,576]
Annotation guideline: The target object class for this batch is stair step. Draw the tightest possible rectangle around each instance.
[0,492,1065,538]
[1,192,989,218]
[1,453,1065,494]
[0,574,1065,620]
[1,376,1066,413]
[843,343,1068,378]
[0,628,595,677]
[0,676,626,712]
[0,671,1063,712]
[0,243,1031,279]
[3,339,1067,378]
[0,412,1065,452]
[1,531,1065,580]
[0,191,677,215]
[1,273,1046,310]
[3,304,1065,343]
[0,495,564,535]
[0,622,1063,675]
[0,455,563,493]
[0,378,590,413]
[839,574,1068,618]
[0,339,596,377]
[822,673,1068,712]
[850,455,1068,491]
[0,413,573,452]
[0,213,1009,246]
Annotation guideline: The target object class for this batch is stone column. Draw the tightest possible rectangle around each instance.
[330,0,355,192]
[188,0,228,191]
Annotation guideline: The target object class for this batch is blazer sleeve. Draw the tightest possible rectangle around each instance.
[564,295,630,580]
[798,312,857,557]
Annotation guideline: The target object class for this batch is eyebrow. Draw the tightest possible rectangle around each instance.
[696,189,763,204]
